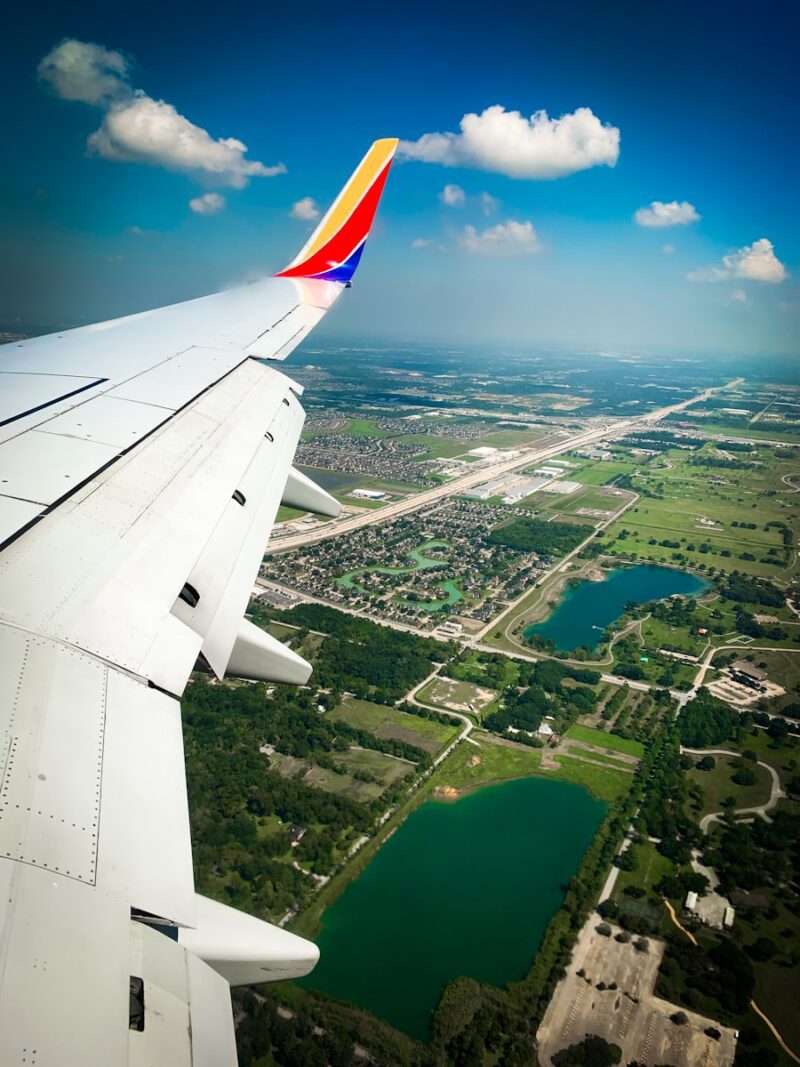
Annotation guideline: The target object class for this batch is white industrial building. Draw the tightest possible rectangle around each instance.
[350,488,386,500]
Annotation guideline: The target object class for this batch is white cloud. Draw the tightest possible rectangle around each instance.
[440,183,465,206]
[189,192,225,215]
[39,38,284,188]
[125,225,159,235]
[480,192,500,215]
[461,219,541,255]
[290,196,321,221]
[731,288,747,303]
[662,243,676,254]
[399,105,620,179]
[88,97,284,187]
[634,200,700,228]
[411,237,444,251]
[38,39,129,106]
[688,238,787,284]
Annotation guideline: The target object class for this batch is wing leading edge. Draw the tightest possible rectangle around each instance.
[0,139,397,1065]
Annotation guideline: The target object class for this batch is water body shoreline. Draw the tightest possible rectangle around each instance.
[524,561,708,653]
[301,774,605,1040]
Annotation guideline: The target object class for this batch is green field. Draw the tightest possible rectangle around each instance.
[600,444,800,579]
[565,723,644,758]
[336,747,415,786]
[556,485,627,515]
[687,753,773,817]
[547,753,634,802]
[673,417,800,443]
[271,752,387,802]
[611,838,675,903]
[330,698,458,754]
[436,735,633,803]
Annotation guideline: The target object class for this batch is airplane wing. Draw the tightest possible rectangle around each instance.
[0,137,397,1066]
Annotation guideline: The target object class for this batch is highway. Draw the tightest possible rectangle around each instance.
[270,376,742,555]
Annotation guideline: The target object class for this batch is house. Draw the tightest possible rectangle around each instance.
[730,660,768,689]
[685,891,698,913]
[723,907,736,928]
[537,722,554,738]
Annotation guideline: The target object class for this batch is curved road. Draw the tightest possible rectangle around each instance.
[681,747,784,833]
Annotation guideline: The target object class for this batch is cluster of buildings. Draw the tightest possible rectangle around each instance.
[296,432,435,485]
[463,457,582,505]
[264,499,551,628]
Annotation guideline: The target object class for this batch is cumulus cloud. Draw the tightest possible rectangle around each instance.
[38,38,284,188]
[38,39,129,105]
[480,192,500,215]
[189,192,225,215]
[290,196,321,221]
[731,288,747,303]
[687,238,787,284]
[634,200,700,228]
[440,183,466,206]
[461,219,541,255]
[399,105,620,179]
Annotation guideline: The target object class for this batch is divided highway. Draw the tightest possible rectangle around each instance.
[271,377,741,555]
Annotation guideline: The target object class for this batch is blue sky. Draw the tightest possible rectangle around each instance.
[1,0,798,355]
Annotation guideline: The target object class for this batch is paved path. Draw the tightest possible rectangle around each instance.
[681,747,784,833]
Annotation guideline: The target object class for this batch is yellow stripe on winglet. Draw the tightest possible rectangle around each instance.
[296,139,397,265]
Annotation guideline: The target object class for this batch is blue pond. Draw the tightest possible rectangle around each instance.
[524,564,708,652]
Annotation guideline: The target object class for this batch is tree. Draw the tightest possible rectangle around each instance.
[552,1035,622,1066]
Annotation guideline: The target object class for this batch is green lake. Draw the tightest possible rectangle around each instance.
[337,539,464,611]
[301,776,605,1040]
[524,563,708,653]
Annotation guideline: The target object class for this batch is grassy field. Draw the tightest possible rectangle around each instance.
[687,754,773,817]
[546,753,634,802]
[270,752,386,803]
[565,723,644,758]
[336,747,414,786]
[718,726,800,788]
[611,839,675,904]
[562,747,637,770]
[556,485,628,515]
[601,443,800,579]
[443,735,541,792]
[435,734,634,803]
[330,698,458,755]
[673,417,800,443]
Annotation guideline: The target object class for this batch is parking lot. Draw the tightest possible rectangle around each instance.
[536,918,737,1066]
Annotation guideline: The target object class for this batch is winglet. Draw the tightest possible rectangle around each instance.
[276,138,398,283]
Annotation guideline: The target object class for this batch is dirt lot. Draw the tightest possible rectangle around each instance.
[424,675,498,713]
[537,918,737,1067]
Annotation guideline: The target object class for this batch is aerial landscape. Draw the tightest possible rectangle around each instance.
[1,0,798,1065]
[219,344,800,1066]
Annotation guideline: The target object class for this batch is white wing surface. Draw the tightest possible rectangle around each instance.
[0,138,397,1065]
